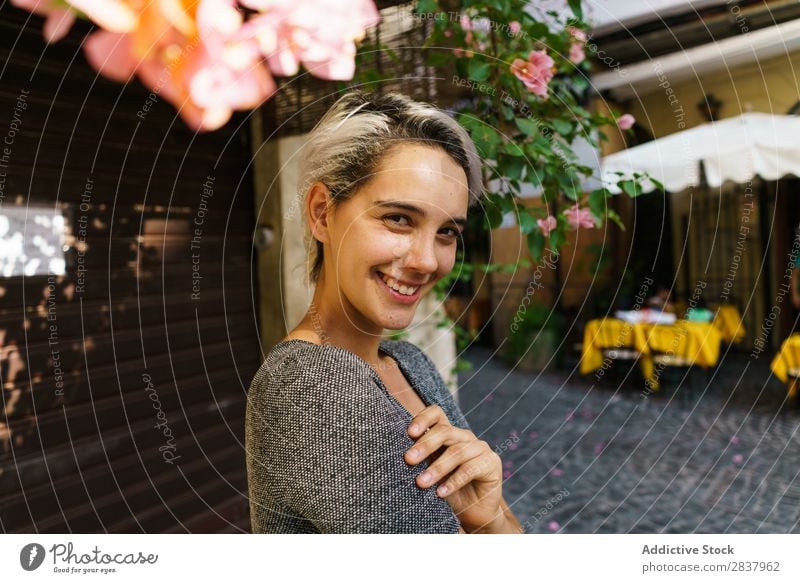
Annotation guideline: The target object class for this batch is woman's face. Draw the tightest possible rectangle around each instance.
[323,143,470,332]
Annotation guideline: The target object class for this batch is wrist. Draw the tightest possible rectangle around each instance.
[463,507,508,534]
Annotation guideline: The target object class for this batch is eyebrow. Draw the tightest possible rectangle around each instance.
[373,199,467,229]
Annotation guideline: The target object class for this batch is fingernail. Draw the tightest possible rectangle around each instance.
[408,449,419,461]
[419,471,431,485]
[437,485,448,496]
[409,424,420,435]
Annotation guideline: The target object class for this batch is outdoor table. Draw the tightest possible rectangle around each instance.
[638,320,722,382]
[770,334,800,399]
[581,318,722,390]
[711,305,745,344]
[579,317,649,372]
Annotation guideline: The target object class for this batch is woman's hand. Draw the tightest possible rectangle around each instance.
[404,405,504,532]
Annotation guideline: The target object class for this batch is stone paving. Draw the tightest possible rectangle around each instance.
[457,346,800,533]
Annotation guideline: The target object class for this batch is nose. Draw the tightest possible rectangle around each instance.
[401,232,438,276]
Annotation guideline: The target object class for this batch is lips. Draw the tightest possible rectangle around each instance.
[375,270,422,303]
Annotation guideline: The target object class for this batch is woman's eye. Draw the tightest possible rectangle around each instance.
[440,227,460,238]
[384,214,410,227]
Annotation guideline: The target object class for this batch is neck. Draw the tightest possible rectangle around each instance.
[302,269,387,369]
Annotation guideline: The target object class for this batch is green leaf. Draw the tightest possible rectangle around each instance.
[468,59,491,82]
[471,125,502,159]
[515,117,540,136]
[525,167,542,188]
[456,112,481,133]
[551,118,572,136]
[607,209,625,230]
[588,189,606,225]
[620,179,643,197]
[414,0,438,14]
[527,230,545,261]
[568,0,583,20]
[649,176,665,191]
[557,171,582,201]
[550,225,565,253]
[500,155,525,180]
[518,209,539,234]
[504,142,525,157]
[484,198,504,229]
[496,194,518,215]
[528,21,549,38]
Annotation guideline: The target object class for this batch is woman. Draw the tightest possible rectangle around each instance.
[245,91,522,534]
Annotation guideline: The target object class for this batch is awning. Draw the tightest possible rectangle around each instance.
[601,112,800,193]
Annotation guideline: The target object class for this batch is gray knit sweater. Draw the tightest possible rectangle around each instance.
[245,338,472,534]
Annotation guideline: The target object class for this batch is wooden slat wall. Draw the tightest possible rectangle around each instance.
[0,5,260,532]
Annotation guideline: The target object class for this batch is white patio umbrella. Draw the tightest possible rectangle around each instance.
[601,112,800,194]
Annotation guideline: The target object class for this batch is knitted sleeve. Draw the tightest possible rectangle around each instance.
[245,346,462,534]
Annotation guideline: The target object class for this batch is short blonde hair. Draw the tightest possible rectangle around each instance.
[298,90,483,284]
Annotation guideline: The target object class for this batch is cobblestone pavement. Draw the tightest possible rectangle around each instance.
[457,346,800,534]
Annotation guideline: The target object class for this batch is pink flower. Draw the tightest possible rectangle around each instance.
[18,0,380,131]
[242,0,380,81]
[617,113,636,130]
[550,467,564,477]
[503,469,512,478]
[564,205,596,230]
[548,520,560,532]
[11,0,76,42]
[83,0,277,132]
[510,49,554,98]
[537,215,557,236]
[566,26,587,64]
[729,435,740,445]
[732,454,744,465]
[569,42,585,64]
[459,14,473,31]
[567,26,587,43]
[509,21,521,35]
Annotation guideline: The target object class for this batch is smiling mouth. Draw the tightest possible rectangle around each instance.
[375,270,423,300]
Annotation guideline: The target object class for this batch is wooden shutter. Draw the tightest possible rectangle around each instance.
[0,5,260,532]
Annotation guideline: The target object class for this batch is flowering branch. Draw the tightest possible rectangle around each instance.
[13,0,380,131]
[415,0,653,260]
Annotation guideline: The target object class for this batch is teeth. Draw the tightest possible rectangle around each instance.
[379,272,418,296]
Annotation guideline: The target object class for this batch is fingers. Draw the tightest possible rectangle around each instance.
[435,449,502,497]
[407,404,449,438]
[415,439,487,491]
[404,424,472,466]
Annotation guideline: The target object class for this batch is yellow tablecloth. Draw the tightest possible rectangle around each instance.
[581,319,722,390]
[640,320,722,367]
[770,334,800,398]
[712,305,745,344]
[579,318,648,375]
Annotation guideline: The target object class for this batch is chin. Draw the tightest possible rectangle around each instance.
[376,309,417,331]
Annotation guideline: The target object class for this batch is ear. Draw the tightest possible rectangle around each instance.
[306,181,334,244]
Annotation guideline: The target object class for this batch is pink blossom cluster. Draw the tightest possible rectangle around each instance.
[566,26,586,65]
[537,204,598,237]
[13,0,380,131]
[510,49,555,98]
